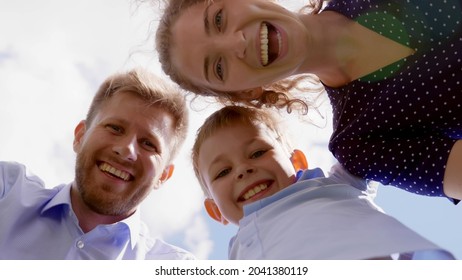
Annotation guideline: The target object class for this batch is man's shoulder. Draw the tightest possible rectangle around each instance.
[0,161,47,198]
[145,238,196,260]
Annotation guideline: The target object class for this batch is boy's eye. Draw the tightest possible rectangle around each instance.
[215,168,230,179]
[214,9,223,31]
[250,150,266,159]
[215,58,224,81]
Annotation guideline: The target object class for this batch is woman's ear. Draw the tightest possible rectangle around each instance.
[290,149,308,171]
[234,87,264,101]
[204,198,229,225]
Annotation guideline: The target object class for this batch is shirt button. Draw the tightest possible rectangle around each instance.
[76,240,85,249]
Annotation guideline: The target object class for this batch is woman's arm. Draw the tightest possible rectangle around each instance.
[444,140,462,200]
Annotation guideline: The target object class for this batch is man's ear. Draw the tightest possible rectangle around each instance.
[153,165,175,190]
[73,120,86,153]
[290,149,308,171]
[204,198,229,225]
[160,164,174,182]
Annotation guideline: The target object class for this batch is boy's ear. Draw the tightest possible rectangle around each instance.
[73,120,86,153]
[290,149,308,171]
[204,198,229,225]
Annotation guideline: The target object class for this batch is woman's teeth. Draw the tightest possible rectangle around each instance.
[242,183,268,200]
[260,22,281,66]
[260,23,269,66]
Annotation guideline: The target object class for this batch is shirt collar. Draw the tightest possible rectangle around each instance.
[243,168,325,216]
[41,183,72,214]
[41,182,141,249]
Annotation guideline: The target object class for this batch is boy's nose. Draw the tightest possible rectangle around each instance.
[237,167,254,179]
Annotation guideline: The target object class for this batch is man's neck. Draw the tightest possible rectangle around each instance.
[69,183,131,233]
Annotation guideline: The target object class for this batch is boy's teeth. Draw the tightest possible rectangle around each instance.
[243,183,268,200]
[260,23,269,66]
[99,162,130,181]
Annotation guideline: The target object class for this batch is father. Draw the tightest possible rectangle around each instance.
[0,68,194,259]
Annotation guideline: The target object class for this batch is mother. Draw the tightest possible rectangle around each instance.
[155,0,462,202]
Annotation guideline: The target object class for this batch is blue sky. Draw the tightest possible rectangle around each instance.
[1,0,460,260]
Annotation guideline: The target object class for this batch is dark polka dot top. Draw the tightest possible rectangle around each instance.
[322,0,462,200]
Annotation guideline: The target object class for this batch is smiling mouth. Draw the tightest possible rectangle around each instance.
[260,22,281,66]
[99,162,132,181]
[239,183,269,202]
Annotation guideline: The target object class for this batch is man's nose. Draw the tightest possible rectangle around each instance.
[112,136,138,161]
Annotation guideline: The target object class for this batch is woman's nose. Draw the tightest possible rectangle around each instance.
[218,30,246,59]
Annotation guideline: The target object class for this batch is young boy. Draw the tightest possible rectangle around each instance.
[192,105,454,260]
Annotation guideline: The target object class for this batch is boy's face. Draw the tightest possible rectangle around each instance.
[198,121,297,224]
[73,91,175,217]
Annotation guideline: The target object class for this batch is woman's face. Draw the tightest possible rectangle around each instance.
[170,0,309,92]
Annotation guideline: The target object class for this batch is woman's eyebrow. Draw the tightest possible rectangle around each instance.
[204,56,211,83]
[203,2,213,82]
[203,2,212,36]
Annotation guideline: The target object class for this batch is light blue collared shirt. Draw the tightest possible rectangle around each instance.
[229,164,455,260]
[0,161,195,260]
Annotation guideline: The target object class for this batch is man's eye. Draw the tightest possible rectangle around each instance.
[107,124,122,133]
[142,139,157,151]
[215,58,224,81]
[251,150,266,159]
[214,9,223,31]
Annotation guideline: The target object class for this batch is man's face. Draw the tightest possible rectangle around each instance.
[73,91,175,216]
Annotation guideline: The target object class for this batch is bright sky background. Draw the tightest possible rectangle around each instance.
[1,0,461,260]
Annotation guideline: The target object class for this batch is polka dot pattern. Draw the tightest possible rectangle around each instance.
[323,0,462,198]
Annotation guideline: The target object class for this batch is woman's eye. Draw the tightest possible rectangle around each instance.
[215,58,224,81]
[251,150,266,159]
[214,9,223,31]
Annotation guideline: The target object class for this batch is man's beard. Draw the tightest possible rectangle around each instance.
[74,151,144,217]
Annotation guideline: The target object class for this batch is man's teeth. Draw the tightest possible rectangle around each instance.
[99,162,130,181]
[243,183,268,200]
[260,23,269,66]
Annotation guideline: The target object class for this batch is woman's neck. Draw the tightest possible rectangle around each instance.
[297,11,356,86]
[299,11,414,87]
